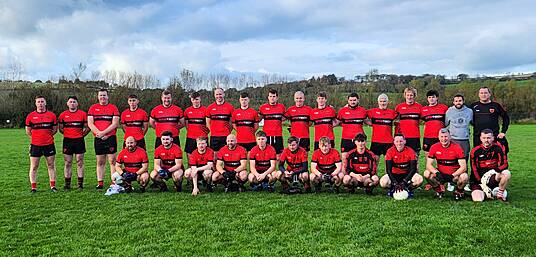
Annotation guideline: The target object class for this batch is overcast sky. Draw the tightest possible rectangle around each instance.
[1,0,536,82]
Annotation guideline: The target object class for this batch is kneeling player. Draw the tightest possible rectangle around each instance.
[343,133,379,194]
[150,131,184,192]
[274,136,310,193]
[470,129,511,202]
[115,136,149,192]
[424,128,468,200]
[248,131,278,192]
[310,137,343,193]
[380,134,423,198]
[184,137,214,196]
[212,134,248,192]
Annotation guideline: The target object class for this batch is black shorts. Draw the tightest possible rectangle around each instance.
[405,138,421,153]
[184,137,197,154]
[155,136,180,149]
[422,137,439,152]
[239,142,256,152]
[29,144,56,157]
[370,142,391,156]
[267,136,284,154]
[340,139,355,153]
[94,136,117,155]
[63,137,86,155]
[123,138,146,150]
[210,136,227,151]
[314,140,335,151]
[436,173,454,184]
[391,173,407,184]
[298,138,310,152]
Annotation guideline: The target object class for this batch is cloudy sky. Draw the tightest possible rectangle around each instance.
[1,0,536,82]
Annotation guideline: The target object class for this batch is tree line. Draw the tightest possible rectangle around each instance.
[0,77,534,128]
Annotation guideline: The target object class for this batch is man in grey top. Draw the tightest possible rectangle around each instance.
[445,94,473,159]
[445,94,473,192]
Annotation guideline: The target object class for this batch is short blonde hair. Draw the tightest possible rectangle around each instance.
[319,136,331,146]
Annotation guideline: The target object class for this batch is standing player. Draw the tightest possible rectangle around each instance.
[275,136,310,192]
[87,89,120,189]
[421,90,448,152]
[183,91,209,159]
[395,87,422,154]
[206,88,234,154]
[150,90,184,148]
[379,134,424,198]
[248,131,278,192]
[337,92,367,167]
[424,128,468,200]
[185,137,215,196]
[366,94,397,157]
[470,129,511,202]
[285,91,312,152]
[343,133,379,195]
[310,137,343,193]
[114,136,149,193]
[232,92,260,152]
[26,96,58,192]
[470,87,510,154]
[212,134,248,192]
[311,91,337,150]
[120,94,148,149]
[259,89,286,158]
[59,96,90,190]
[150,131,184,192]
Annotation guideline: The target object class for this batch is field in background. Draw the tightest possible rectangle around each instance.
[1,125,535,256]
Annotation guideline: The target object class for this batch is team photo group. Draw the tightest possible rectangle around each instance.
[25,85,511,201]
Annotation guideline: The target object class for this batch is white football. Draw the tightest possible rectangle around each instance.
[492,187,507,199]
[393,190,409,200]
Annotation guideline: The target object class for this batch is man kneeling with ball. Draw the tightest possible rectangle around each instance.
[115,136,149,192]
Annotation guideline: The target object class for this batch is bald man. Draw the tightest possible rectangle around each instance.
[114,136,149,193]
[212,134,248,192]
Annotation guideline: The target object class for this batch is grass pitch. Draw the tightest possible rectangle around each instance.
[1,125,535,256]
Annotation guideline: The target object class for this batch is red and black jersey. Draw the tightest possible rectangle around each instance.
[121,108,148,140]
[311,106,336,141]
[428,142,465,175]
[367,108,397,143]
[184,106,209,139]
[59,109,86,139]
[280,147,308,172]
[259,103,285,136]
[206,102,234,137]
[26,110,57,146]
[189,147,215,167]
[285,105,312,138]
[338,106,367,140]
[421,104,448,139]
[217,145,247,171]
[154,144,183,170]
[346,148,378,175]
[311,148,341,174]
[116,147,148,173]
[232,107,260,143]
[395,102,422,138]
[470,142,508,183]
[88,103,119,137]
[385,146,416,174]
[150,104,183,137]
[249,145,277,172]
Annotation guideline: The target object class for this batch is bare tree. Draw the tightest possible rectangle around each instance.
[91,70,101,81]
[2,58,24,81]
[72,62,87,81]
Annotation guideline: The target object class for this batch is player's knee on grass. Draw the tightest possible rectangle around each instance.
[472,190,485,202]
[309,173,319,183]
[412,173,423,187]
[380,175,391,188]
[138,173,149,185]
[457,173,469,184]
[499,170,512,181]
[172,170,183,181]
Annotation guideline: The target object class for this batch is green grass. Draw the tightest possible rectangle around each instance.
[1,126,535,256]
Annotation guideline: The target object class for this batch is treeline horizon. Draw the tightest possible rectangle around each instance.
[0,74,535,128]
